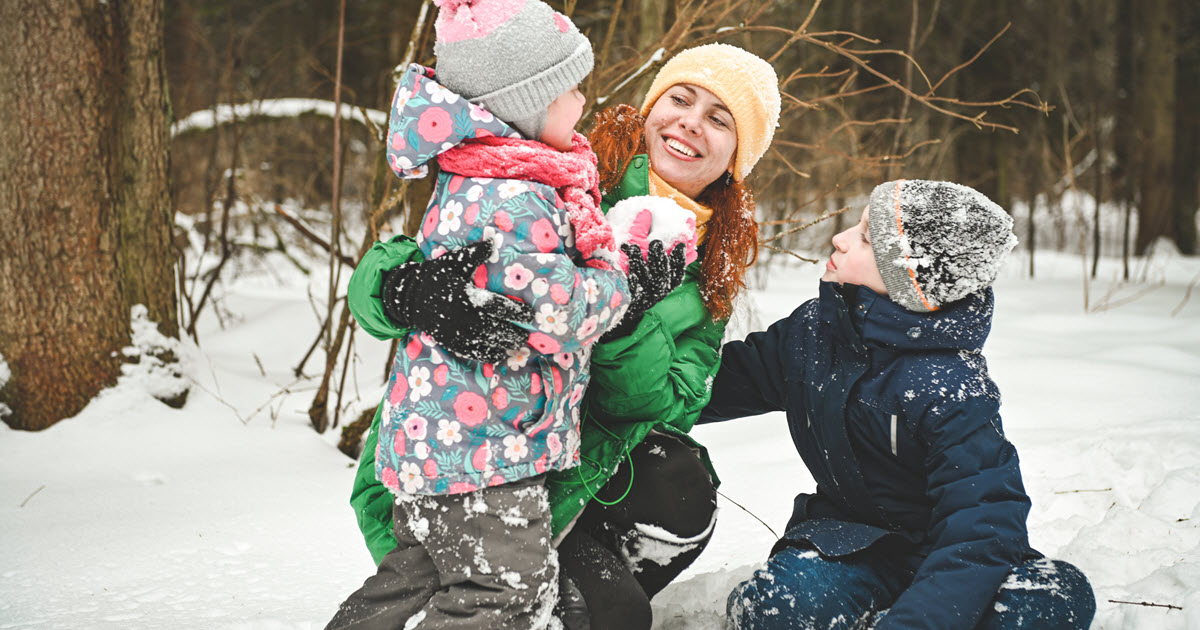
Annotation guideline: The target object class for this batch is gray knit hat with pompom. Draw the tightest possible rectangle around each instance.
[867,179,1017,312]
[432,0,593,140]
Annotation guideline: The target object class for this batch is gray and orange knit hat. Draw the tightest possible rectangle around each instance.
[432,0,593,141]
[868,179,1018,312]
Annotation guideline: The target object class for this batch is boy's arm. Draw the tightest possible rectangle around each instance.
[697,307,799,425]
[876,398,1032,630]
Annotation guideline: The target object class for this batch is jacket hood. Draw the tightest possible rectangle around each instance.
[385,64,520,178]
[820,281,993,354]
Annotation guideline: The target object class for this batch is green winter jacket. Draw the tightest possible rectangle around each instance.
[347,156,725,564]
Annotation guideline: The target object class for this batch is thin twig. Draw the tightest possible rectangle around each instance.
[1171,270,1200,317]
[716,489,779,539]
[332,322,357,430]
[273,204,356,267]
[294,311,330,378]
[928,23,1009,94]
[762,244,820,264]
[1053,488,1112,494]
[324,0,349,434]
[1107,600,1183,611]
[1088,281,1165,313]
[20,485,45,508]
[761,207,850,245]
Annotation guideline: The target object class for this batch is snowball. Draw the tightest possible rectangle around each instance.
[606,195,699,274]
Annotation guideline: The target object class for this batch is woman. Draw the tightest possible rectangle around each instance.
[345,43,781,629]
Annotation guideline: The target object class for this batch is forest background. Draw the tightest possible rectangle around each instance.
[1,0,1198,437]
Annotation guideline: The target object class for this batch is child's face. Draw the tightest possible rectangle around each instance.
[823,206,888,296]
[643,84,738,199]
[541,86,585,151]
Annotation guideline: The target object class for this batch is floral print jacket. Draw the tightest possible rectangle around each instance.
[376,64,628,497]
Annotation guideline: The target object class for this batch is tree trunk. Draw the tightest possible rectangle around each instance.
[1132,0,1178,254]
[1171,0,1200,255]
[0,1,176,431]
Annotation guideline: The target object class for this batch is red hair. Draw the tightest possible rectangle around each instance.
[588,104,758,320]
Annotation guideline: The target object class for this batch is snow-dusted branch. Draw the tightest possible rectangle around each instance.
[171,98,388,138]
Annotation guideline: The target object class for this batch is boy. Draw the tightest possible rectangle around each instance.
[701,180,1096,629]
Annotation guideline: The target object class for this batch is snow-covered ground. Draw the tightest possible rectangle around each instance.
[2,246,1198,629]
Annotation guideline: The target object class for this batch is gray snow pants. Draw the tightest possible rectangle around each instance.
[326,475,557,630]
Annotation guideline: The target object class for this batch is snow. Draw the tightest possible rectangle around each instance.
[120,305,190,404]
[0,352,11,420]
[594,48,666,107]
[2,247,1199,629]
[171,99,388,138]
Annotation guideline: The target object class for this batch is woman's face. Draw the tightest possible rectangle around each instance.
[643,84,738,199]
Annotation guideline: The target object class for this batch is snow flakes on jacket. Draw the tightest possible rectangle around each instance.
[701,282,1036,629]
[377,64,629,497]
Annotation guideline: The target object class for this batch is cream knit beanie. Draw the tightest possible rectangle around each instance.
[639,43,781,181]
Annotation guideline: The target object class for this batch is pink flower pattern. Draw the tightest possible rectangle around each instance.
[452,391,488,426]
[416,107,452,144]
[530,218,558,253]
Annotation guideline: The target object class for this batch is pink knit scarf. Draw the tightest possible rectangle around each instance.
[438,133,614,264]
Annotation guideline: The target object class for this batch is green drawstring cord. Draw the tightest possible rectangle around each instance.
[574,419,636,506]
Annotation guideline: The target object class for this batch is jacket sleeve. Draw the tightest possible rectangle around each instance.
[426,185,628,357]
[349,404,398,565]
[698,306,800,424]
[346,235,425,341]
[877,397,1032,630]
[585,273,725,433]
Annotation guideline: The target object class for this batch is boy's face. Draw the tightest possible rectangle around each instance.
[541,86,585,151]
[823,206,888,296]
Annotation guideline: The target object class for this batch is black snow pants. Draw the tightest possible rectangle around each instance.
[557,432,719,630]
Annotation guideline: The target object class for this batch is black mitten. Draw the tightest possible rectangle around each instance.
[380,241,533,364]
[601,240,688,342]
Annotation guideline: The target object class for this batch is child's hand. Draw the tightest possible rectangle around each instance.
[606,196,699,274]
[380,241,533,364]
[601,240,688,342]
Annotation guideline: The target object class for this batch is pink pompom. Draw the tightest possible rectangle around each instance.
[433,0,474,9]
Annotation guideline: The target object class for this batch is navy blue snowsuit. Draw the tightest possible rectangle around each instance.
[700,282,1094,629]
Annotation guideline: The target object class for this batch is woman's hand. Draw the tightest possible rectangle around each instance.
[380,241,533,364]
[602,240,688,342]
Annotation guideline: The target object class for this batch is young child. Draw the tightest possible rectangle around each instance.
[701,180,1097,629]
[326,1,630,628]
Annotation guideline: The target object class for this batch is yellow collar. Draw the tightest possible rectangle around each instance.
[647,169,714,242]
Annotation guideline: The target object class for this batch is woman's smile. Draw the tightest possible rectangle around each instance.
[663,135,701,159]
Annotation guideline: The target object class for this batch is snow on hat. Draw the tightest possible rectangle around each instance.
[432,0,593,141]
[868,179,1017,312]
[639,43,781,181]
